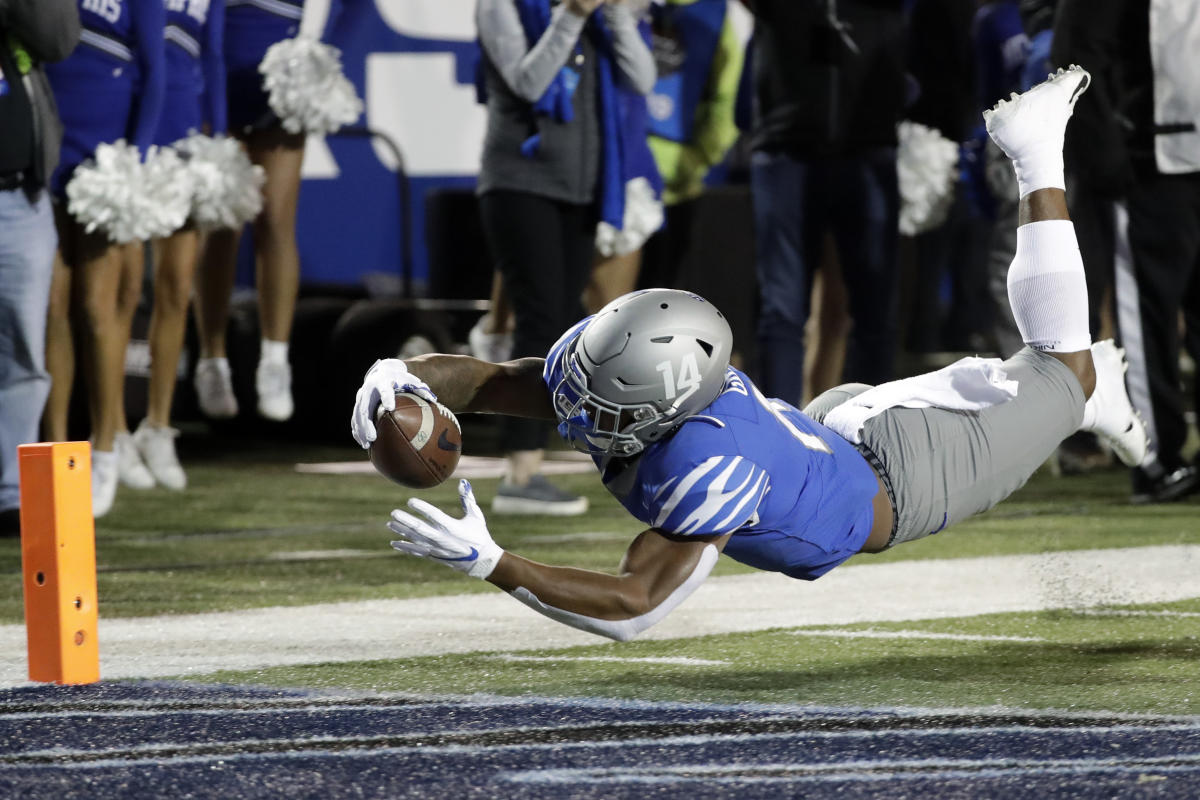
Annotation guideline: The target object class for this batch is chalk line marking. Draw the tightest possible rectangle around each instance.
[488,655,729,666]
[0,544,1197,686]
[1070,609,1200,619]
[296,454,594,479]
[789,629,1046,643]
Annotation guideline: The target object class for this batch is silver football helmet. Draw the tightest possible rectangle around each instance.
[552,289,732,456]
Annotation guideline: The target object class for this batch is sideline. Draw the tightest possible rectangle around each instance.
[0,544,1197,686]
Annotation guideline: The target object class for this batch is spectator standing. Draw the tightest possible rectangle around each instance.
[474,0,656,515]
[904,0,991,355]
[1055,0,1200,502]
[748,0,906,408]
[0,0,80,537]
[635,0,747,292]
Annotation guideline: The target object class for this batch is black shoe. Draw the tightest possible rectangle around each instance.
[1131,464,1200,505]
[0,507,19,538]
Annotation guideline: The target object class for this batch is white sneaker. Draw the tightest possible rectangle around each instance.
[133,421,187,490]
[256,359,294,421]
[983,64,1091,165]
[1080,339,1149,468]
[195,358,239,419]
[468,313,514,363]
[114,431,155,489]
[92,449,118,518]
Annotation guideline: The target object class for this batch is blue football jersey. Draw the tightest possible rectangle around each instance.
[544,323,881,580]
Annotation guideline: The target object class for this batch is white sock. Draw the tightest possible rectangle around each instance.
[260,339,289,365]
[198,356,230,370]
[1006,220,1091,353]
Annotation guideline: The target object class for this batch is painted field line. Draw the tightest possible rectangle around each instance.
[1071,609,1200,619]
[789,629,1045,643]
[0,544,1197,687]
[295,454,594,478]
[265,549,384,562]
[503,755,1200,786]
[488,655,729,666]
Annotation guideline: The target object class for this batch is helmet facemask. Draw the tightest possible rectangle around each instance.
[553,346,663,456]
[550,290,733,457]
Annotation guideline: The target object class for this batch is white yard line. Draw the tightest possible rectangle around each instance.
[489,655,730,666]
[789,629,1046,643]
[295,454,594,478]
[0,544,1197,687]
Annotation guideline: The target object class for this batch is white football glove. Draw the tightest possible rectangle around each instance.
[351,358,437,448]
[387,479,503,579]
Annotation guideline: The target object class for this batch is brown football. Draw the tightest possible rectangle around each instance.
[369,393,462,488]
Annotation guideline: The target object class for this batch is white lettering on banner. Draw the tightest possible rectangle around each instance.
[375,0,476,40]
[366,52,485,176]
[300,135,339,179]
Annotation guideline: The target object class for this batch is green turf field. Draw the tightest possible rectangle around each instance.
[2,429,1197,715]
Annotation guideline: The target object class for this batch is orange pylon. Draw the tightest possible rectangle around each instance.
[18,442,100,685]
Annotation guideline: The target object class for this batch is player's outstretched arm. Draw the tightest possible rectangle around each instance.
[387,480,729,642]
[405,354,554,418]
[351,355,553,448]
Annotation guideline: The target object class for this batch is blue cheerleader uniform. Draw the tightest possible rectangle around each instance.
[154,0,227,145]
[45,0,167,198]
[223,0,304,131]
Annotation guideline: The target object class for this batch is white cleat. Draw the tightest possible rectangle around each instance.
[983,64,1091,162]
[1080,339,1149,468]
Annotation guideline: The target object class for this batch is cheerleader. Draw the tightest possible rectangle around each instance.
[43,0,166,518]
[192,0,306,422]
[115,0,227,492]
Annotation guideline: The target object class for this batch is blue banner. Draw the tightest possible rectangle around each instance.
[288,1,486,290]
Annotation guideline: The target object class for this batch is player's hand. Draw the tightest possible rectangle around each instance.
[351,358,437,448]
[388,480,503,579]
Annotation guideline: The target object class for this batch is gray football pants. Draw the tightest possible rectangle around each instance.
[805,347,1086,547]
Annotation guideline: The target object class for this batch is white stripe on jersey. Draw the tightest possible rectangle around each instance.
[79,29,134,62]
[653,455,768,535]
[226,0,304,20]
[165,24,201,58]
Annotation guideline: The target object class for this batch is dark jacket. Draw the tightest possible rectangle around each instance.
[0,0,81,190]
[1052,0,1151,191]
[750,0,907,157]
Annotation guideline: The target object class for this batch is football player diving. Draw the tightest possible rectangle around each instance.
[350,66,1147,642]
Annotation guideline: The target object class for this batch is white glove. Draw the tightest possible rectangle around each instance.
[387,480,503,579]
[351,358,437,448]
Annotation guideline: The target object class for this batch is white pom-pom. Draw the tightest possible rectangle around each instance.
[175,133,265,230]
[595,177,665,257]
[896,120,960,236]
[139,145,195,238]
[259,36,363,135]
[65,141,142,243]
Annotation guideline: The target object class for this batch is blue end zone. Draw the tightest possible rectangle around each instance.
[3,682,1199,798]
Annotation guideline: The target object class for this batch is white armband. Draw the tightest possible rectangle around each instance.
[508,544,719,642]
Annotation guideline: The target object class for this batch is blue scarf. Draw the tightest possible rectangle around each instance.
[514,0,642,228]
